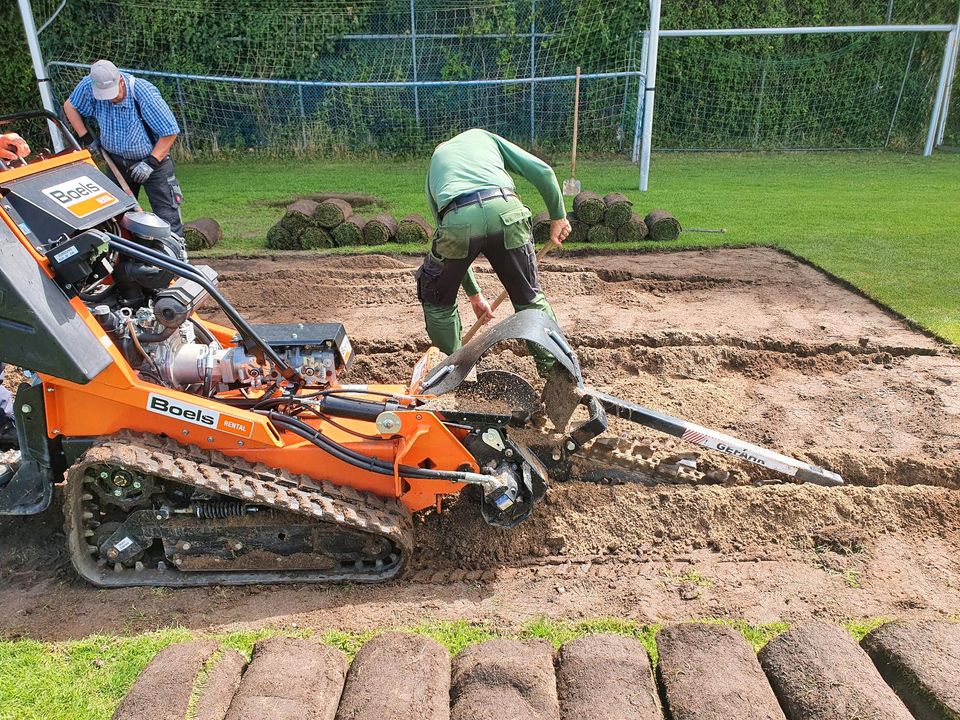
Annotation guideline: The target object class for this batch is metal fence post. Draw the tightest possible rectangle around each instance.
[639,0,661,191]
[924,24,958,155]
[632,31,649,163]
[529,0,536,144]
[16,0,63,150]
[936,17,959,144]
[175,78,192,153]
[298,83,308,150]
[410,0,421,128]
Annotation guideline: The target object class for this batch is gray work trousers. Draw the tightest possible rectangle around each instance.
[107,155,184,236]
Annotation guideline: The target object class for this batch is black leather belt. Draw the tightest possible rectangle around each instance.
[439,187,517,220]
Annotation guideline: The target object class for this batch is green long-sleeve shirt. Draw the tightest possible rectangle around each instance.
[425,128,566,296]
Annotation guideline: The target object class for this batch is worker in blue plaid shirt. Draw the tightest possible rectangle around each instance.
[63,59,184,235]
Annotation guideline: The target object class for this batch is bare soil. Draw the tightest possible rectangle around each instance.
[450,639,559,720]
[335,632,450,720]
[656,623,785,720]
[861,620,960,718]
[225,637,347,720]
[1,247,960,640]
[111,640,219,720]
[759,622,914,720]
[555,634,662,720]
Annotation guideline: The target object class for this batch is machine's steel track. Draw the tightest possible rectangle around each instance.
[64,431,413,587]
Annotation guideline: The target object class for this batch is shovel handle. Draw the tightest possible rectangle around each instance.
[461,242,555,345]
[100,149,143,211]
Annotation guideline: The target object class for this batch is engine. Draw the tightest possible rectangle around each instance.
[90,265,354,393]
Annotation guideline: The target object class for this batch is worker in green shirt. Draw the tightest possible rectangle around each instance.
[416,128,572,375]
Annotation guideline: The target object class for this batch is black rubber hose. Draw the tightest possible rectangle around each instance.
[263,411,480,483]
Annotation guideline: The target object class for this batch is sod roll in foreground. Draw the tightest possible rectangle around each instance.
[573,190,605,225]
[266,223,299,250]
[300,226,334,250]
[587,224,616,244]
[644,209,682,241]
[183,217,222,252]
[603,193,633,228]
[281,199,320,239]
[363,214,399,245]
[617,212,649,242]
[332,215,366,246]
[314,198,353,228]
[532,211,551,245]
[396,214,433,244]
[568,217,589,243]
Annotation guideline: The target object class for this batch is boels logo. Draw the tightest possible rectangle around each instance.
[146,393,253,438]
[41,175,119,218]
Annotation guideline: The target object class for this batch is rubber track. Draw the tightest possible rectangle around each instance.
[64,431,413,587]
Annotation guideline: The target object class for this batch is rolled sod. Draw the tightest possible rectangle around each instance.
[758,622,914,720]
[603,192,634,228]
[300,226,334,250]
[617,212,649,242]
[182,217,222,252]
[568,217,589,243]
[573,190,605,225]
[532,211,552,244]
[280,199,320,238]
[332,215,366,246]
[266,223,299,250]
[114,640,220,720]
[362,213,399,245]
[644,208,682,240]
[587,224,616,244]
[314,198,353,228]
[396,213,433,244]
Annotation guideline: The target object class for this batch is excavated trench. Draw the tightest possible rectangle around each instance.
[1,247,958,638]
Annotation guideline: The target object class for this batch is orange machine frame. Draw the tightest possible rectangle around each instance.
[1,151,470,513]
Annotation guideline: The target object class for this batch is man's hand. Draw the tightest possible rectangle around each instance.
[549,217,572,245]
[469,293,495,324]
[79,132,100,155]
[129,156,161,184]
[0,133,30,162]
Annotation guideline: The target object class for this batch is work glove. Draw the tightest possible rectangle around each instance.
[78,132,100,155]
[129,155,161,184]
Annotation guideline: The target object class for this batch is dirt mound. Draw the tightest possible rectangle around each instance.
[450,639,559,720]
[413,483,960,567]
[657,624,784,720]
[226,637,347,720]
[759,622,913,720]
[111,640,219,720]
[335,632,449,720]
[861,620,960,718]
[556,634,661,720]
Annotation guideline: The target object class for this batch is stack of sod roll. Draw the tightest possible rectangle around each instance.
[266,199,435,250]
[531,191,683,244]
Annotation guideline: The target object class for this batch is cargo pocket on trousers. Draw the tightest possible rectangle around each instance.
[434,223,472,259]
[500,206,533,249]
[167,176,184,207]
[415,253,444,305]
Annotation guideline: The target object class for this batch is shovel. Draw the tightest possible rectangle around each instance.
[562,66,582,197]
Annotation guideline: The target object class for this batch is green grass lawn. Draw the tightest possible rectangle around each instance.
[174,151,960,342]
[0,617,886,720]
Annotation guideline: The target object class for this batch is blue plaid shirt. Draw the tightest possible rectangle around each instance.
[68,73,180,160]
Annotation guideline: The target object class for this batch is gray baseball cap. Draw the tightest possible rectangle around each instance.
[90,59,121,100]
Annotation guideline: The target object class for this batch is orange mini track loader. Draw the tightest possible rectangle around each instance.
[0,111,842,587]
